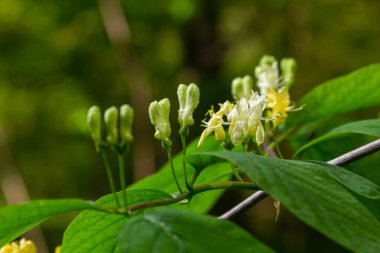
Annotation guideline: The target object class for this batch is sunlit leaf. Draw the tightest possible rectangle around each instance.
[0,199,94,247]
[287,63,380,127]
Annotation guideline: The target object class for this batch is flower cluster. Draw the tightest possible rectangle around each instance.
[198,55,299,147]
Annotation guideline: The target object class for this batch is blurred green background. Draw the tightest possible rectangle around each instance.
[0,0,379,252]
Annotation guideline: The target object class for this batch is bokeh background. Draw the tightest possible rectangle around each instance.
[1,0,380,252]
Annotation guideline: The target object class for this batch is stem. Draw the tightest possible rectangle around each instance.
[275,143,284,159]
[128,181,258,213]
[181,134,191,190]
[100,151,120,208]
[189,169,201,187]
[167,149,183,193]
[231,164,244,182]
[118,153,128,209]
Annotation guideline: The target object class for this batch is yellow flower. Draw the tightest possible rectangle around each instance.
[266,88,292,126]
[198,101,234,147]
[55,246,61,253]
[0,239,37,253]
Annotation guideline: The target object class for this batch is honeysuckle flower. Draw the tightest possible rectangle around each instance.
[267,88,302,126]
[0,239,37,253]
[227,92,266,145]
[177,83,200,127]
[120,104,134,144]
[149,98,172,146]
[198,101,234,147]
[255,55,279,95]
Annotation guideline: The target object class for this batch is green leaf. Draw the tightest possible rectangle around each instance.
[294,119,380,157]
[129,137,232,213]
[0,199,94,247]
[309,161,380,199]
[287,63,380,127]
[61,189,171,253]
[191,152,380,253]
[117,208,274,253]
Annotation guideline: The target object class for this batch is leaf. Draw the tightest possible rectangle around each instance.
[0,199,94,247]
[287,63,380,127]
[61,189,171,253]
[294,119,380,157]
[117,208,274,253]
[129,137,232,213]
[309,160,380,199]
[191,152,380,253]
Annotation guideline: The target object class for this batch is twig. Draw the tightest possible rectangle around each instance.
[219,138,380,220]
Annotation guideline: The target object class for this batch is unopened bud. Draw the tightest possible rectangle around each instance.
[120,104,134,144]
[104,106,119,146]
[242,75,253,97]
[281,58,297,89]
[177,84,187,125]
[87,106,102,147]
[259,55,276,66]
[182,83,200,126]
[231,77,243,99]
[149,98,171,141]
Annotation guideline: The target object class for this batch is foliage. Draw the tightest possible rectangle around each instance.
[1,54,380,253]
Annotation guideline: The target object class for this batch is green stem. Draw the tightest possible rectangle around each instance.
[128,181,258,213]
[231,164,244,182]
[181,134,191,190]
[275,143,284,159]
[118,153,128,209]
[100,151,120,208]
[189,169,201,187]
[167,149,183,193]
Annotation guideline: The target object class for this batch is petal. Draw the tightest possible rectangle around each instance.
[256,121,265,145]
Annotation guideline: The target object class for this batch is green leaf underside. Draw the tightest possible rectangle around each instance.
[287,63,380,127]
[129,137,232,213]
[61,189,171,253]
[118,209,274,253]
[294,119,380,156]
[0,199,94,247]
[190,152,380,253]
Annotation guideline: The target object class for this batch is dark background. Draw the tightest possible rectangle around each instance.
[1,0,379,252]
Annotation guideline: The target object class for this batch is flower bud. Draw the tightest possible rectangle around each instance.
[182,83,200,126]
[104,106,119,146]
[87,106,102,146]
[177,84,187,125]
[242,75,253,97]
[281,58,297,89]
[255,55,279,95]
[149,98,171,141]
[120,104,134,144]
[231,77,243,99]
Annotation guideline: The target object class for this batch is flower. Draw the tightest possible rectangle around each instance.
[266,88,292,126]
[227,92,266,145]
[198,101,234,147]
[0,239,37,253]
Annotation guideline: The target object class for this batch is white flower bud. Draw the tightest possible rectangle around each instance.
[149,98,171,141]
[120,104,134,144]
[104,106,119,145]
[87,106,102,146]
